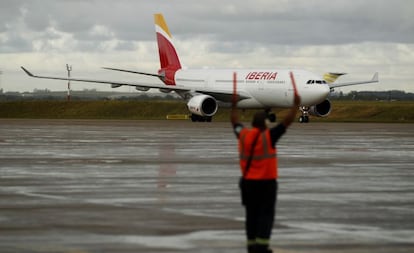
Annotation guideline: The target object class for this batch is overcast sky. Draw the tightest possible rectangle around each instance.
[1,0,413,93]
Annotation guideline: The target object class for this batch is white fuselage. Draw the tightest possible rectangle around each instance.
[174,68,330,108]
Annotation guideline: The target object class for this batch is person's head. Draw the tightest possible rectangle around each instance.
[252,111,267,130]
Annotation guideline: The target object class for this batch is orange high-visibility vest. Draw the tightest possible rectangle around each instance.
[239,128,278,180]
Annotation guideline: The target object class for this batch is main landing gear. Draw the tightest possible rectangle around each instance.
[190,114,212,122]
[299,106,310,123]
[265,107,310,124]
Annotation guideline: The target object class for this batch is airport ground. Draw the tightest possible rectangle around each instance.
[0,119,413,253]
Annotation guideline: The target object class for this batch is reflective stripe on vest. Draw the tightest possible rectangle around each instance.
[239,131,275,160]
[239,128,278,179]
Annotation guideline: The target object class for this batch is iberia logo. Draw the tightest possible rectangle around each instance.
[245,72,277,80]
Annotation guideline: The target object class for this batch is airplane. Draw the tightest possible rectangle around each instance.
[21,13,378,123]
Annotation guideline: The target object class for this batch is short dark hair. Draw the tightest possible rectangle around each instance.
[252,111,267,129]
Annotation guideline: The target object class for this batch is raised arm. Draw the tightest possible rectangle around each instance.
[231,72,240,126]
[282,94,301,128]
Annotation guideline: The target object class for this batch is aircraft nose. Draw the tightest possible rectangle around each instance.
[311,83,330,104]
[321,83,330,97]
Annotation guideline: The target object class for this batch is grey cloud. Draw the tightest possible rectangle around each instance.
[0,0,24,28]
[1,33,32,53]
[115,41,138,51]
[173,0,414,46]
[0,0,413,54]
[28,0,156,41]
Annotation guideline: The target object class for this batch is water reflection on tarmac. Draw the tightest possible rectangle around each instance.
[0,119,413,253]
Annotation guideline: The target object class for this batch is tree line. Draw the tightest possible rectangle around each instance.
[1,89,413,101]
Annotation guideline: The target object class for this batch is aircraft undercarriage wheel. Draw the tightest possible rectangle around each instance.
[299,106,310,123]
[299,115,309,123]
[190,114,212,122]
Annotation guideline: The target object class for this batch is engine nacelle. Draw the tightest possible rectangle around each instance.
[159,88,172,93]
[111,84,122,88]
[136,86,150,92]
[187,95,218,117]
[309,99,331,117]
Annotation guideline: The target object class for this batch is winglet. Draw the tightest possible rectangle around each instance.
[21,66,34,77]
[372,72,379,82]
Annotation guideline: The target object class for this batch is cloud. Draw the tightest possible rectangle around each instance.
[2,0,413,53]
[174,0,414,45]
[0,0,413,92]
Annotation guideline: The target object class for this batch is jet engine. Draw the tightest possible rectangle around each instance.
[309,99,331,117]
[187,94,218,117]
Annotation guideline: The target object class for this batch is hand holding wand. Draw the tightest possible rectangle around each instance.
[283,71,301,127]
[231,72,239,125]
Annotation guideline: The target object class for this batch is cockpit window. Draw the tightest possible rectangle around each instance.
[307,80,328,84]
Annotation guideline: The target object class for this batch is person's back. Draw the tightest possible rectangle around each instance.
[231,95,300,253]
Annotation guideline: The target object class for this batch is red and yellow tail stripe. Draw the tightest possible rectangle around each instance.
[154,14,181,85]
[155,13,172,39]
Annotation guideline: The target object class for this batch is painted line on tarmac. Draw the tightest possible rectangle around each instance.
[286,222,414,243]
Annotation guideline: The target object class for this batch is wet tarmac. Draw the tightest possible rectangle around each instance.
[0,119,413,253]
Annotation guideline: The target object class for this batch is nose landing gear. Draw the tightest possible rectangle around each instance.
[264,107,311,124]
[299,106,310,123]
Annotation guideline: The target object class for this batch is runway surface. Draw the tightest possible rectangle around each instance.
[0,119,413,253]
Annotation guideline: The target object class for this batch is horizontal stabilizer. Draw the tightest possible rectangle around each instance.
[329,72,379,89]
[323,72,347,83]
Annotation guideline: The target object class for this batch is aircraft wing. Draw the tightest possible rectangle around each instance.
[194,89,250,102]
[102,67,162,78]
[20,66,190,92]
[102,67,250,101]
[21,66,250,102]
[329,72,379,89]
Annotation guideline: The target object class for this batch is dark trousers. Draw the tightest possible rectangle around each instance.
[240,179,277,252]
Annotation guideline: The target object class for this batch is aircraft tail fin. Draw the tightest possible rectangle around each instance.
[154,14,181,85]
